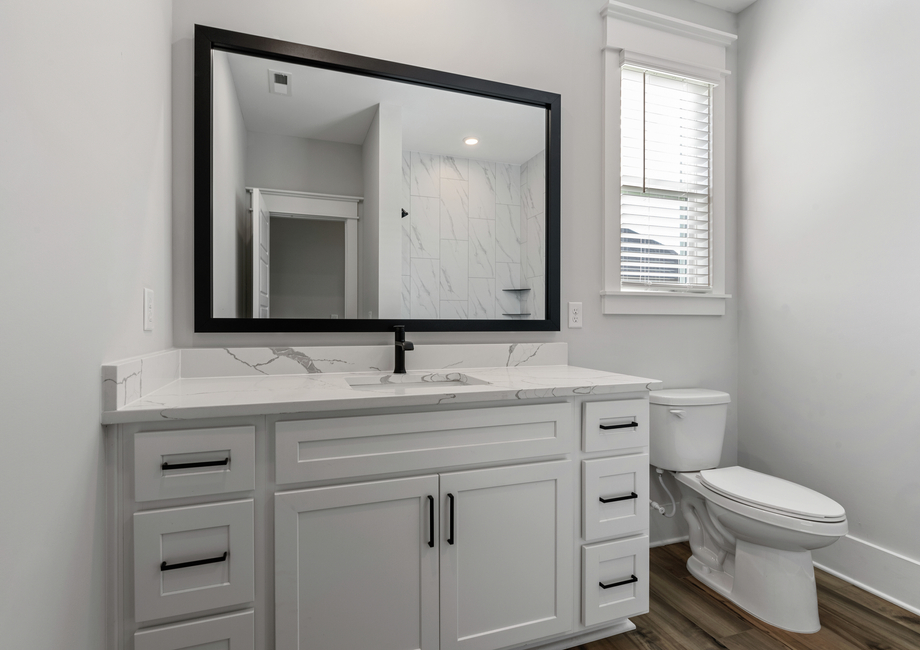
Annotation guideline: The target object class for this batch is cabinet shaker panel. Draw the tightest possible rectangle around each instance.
[439,461,573,650]
[134,425,255,502]
[275,403,573,484]
[275,475,439,650]
[582,399,649,452]
[134,610,254,650]
[582,535,649,627]
[582,454,649,541]
[133,499,254,622]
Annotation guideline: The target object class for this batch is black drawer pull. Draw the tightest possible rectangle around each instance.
[161,458,229,470]
[447,493,455,545]
[599,421,639,431]
[428,495,435,548]
[160,551,228,572]
[599,491,638,504]
[600,574,638,589]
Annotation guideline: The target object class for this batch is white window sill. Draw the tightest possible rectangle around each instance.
[601,290,730,316]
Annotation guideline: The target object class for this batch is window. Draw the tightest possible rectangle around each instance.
[600,2,735,315]
[620,66,713,291]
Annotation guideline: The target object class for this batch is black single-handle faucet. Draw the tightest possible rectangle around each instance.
[393,325,414,374]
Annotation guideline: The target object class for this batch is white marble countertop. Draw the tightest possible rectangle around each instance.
[101,363,660,425]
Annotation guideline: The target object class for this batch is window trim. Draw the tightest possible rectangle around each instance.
[601,3,736,316]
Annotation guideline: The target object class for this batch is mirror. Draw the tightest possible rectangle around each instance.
[195,25,560,332]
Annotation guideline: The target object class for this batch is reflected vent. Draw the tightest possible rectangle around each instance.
[268,69,292,96]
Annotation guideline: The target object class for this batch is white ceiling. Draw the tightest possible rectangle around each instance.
[692,0,757,13]
[225,51,546,164]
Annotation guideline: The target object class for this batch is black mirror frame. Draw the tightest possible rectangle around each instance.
[194,25,560,333]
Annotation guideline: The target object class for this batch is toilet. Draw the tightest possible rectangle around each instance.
[649,388,847,634]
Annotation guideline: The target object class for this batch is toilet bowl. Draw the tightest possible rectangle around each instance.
[649,389,847,634]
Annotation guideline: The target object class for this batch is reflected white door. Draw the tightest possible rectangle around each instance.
[251,188,270,318]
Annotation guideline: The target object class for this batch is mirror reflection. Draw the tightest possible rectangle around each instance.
[211,49,548,321]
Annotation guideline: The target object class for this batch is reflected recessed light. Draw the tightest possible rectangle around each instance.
[464,137,479,145]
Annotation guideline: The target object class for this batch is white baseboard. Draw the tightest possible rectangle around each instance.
[812,534,920,616]
[650,535,689,548]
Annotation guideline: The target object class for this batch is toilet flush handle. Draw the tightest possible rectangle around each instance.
[669,409,686,419]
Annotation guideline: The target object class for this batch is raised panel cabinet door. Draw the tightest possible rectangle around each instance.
[439,461,573,650]
[275,475,440,650]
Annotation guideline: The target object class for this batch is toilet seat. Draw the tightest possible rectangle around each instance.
[699,467,846,522]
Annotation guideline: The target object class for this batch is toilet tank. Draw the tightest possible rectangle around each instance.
[649,389,730,471]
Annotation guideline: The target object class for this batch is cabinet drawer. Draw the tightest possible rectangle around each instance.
[134,425,255,502]
[134,499,254,622]
[134,610,254,650]
[582,399,648,452]
[275,403,573,485]
[582,535,649,627]
[583,454,649,541]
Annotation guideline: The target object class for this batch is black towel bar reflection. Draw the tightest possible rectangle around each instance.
[161,458,229,470]
[599,421,639,430]
[160,551,228,572]
[600,575,638,590]
[599,491,638,504]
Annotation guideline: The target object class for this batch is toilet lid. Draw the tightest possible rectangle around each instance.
[699,467,846,522]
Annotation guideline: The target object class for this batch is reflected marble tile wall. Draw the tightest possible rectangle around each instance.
[401,150,543,319]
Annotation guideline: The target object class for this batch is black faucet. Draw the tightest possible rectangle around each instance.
[393,325,414,374]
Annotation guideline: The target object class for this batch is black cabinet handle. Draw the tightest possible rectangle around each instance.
[161,458,229,470]
[599,491,638,504]
[599,422,639,430]
[160,551,228,572]
[447,493,455,545]
[600,575,638,589]
[428,495,435,548]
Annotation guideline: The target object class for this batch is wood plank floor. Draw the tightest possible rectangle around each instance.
[575,542,920,650]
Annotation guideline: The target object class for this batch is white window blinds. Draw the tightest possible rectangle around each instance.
[621,65,713,290]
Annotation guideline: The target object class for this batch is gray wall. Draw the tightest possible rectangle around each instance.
[211,49,248,318]
[0,0,173,648]
[269,217,346,318]
[738,0,920,601]
[359,103,403,319]
[360,105,382,318]
[245,131,363,196]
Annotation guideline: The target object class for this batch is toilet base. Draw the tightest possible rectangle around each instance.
[687,540,821,634]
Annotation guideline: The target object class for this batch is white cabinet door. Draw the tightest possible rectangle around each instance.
[275,475,439,650]
[439,461,573,650]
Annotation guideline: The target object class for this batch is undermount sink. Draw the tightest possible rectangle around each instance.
[345,372,490,391]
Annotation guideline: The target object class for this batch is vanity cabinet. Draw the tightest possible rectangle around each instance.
[107,394,650,650]
[275,461,572,650]
[579,398,650,628]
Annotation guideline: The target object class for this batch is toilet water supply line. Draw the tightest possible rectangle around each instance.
[650,468,677,518]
